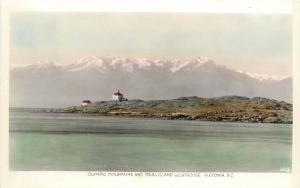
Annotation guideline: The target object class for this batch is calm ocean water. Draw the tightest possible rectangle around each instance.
[9,111,292,172]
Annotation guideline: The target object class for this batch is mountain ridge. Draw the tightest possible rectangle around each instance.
[11,56,290,81]
[10,56,292,107]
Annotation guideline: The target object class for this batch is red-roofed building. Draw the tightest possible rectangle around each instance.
[81,100,92,106]
[112,90,126,101]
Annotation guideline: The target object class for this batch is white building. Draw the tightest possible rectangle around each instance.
[112,90,125,101]
[81,100,92,106]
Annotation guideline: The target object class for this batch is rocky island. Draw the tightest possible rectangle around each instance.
[45,96,293,124]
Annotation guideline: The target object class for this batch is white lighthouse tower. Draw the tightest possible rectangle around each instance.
[112,90,125,101]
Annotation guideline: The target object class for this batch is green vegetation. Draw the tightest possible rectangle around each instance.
[47,96,292,124]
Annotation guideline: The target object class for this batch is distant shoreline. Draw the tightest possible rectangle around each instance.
[13,96,292,124]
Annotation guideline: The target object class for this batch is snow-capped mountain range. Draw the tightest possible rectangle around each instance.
[11,56,288,81]
[235,70,288,82]
[10,56,292,107]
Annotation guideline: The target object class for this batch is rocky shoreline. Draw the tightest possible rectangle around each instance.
[42,96,293,124]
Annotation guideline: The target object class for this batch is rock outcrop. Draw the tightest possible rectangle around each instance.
[47,96,292,124]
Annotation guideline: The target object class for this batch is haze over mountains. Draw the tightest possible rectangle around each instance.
[10,56,292,108]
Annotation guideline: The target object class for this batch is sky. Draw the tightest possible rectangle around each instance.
[10,12,292,76]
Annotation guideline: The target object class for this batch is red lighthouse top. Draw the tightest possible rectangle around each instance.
[113,90,123,96]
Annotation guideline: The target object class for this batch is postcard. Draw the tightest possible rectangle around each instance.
[1,0,299,188]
